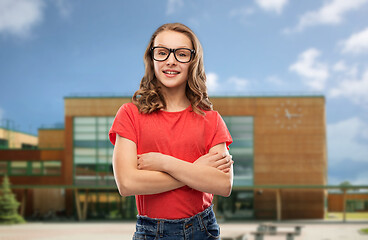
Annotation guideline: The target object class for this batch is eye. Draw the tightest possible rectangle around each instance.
[158,50,168,56]
[178,52,188,57]
[177,50,190,57]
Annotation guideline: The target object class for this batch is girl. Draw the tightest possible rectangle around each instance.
[109,23,233,240]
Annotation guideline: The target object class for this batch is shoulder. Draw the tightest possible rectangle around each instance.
[114,102,141,120]
[118,102,139,114]
[193,109,223,128]
[201,109,222,121]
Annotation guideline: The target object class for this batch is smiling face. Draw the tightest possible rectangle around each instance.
[153,30,193,93]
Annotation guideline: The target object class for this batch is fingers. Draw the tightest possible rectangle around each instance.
[216,155,234,171]
[214,154,232,167]
[217,159,234,172]
[137,156,142,169]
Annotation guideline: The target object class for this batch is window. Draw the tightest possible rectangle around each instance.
[223,116,254,186]
[217,116,255,220]
[0,139,8,149]
[21,143,37,149]
[10,161,28,175]
[73,117,115,186]
[44,161,61,175]
[31,162,42,175]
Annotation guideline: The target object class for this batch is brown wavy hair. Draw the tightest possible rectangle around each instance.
[132,23,212,115]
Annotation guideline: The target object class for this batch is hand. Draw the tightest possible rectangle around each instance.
[194,152,233,173]
[137,152,167,171]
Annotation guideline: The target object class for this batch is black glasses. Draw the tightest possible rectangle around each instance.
[151,47,195,63]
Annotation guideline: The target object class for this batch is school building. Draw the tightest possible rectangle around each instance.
[0,95,329,220]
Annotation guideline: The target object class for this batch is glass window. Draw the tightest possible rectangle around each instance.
[223,116,254,187]
[44,161,61,175]
[10,161,28,175]
[97,133,108,140]
[0,139,9,149]
[75,118,96,125]
[74,132,97,140]
[31,162,42,175]
[74,117,115,186]
[75,125,96,132]
[74,148,97,156]
[21,143,37,149]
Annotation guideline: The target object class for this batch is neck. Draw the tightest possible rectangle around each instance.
[161,86,190,112]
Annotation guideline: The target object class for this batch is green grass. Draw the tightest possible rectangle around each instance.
[326,212,368,220]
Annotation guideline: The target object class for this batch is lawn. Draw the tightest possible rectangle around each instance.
[326,212,368,220]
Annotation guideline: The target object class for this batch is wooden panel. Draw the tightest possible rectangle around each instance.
[254,189,325,219]
[64,116,74,185]
[1,149,66,186]
[38,129,64,149]
[211,97,257,116]
[251,97,326,219]
[40,150,64,160]
[33,189,65,214]
[328,193,368,212]
[0,150,63,161]
[0,150,40,160]
[65,98,131,116]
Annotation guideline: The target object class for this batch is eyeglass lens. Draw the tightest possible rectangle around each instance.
[152,47,192,63]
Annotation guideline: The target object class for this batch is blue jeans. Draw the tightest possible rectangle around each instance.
[133,205,220,240]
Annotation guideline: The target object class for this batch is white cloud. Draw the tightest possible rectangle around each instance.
[328,117,368,163]
[285,0,368,32]
[289,48,329,91]
[255,0,288,14]
[0,0,44,38]
[333,60,348,72]
[329,68,368,106]
[340,27,368,54]
[166,0,183,16]
[228,76,249,90]
[206,73,250,93]
[332,60,358,77]
[206,72,220,93]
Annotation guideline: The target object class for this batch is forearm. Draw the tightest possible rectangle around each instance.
[115,168,184,196]
[113,136,184,197]
[162,156,233,197]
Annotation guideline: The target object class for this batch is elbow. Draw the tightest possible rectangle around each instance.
[219,179,233,197]
[116,178,134,197]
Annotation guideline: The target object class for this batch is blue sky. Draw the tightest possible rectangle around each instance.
[0,0,368,185]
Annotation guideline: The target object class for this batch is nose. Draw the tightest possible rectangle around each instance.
[166,52,177,65]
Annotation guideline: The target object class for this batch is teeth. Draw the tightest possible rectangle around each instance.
[164,71,179,74]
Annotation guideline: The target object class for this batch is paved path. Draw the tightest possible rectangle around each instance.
[0,222,367,240]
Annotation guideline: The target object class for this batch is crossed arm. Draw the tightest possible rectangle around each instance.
[112,134,234,197]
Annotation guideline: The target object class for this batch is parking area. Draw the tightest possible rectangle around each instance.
[1,221,367,240]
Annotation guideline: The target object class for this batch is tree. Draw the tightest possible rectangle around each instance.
[0,175,25,224]
[339,180,359,192]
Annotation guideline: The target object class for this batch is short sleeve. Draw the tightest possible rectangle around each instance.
[108,103,137,145]
[210,112,233,150]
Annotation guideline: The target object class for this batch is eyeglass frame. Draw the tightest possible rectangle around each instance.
[150,46,195,63]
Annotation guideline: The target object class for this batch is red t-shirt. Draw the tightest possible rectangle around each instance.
[109,102,232,219]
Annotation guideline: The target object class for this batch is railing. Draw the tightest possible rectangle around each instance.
[9,184,368,222]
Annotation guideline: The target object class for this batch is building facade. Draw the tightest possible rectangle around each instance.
[0,95,327,220]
